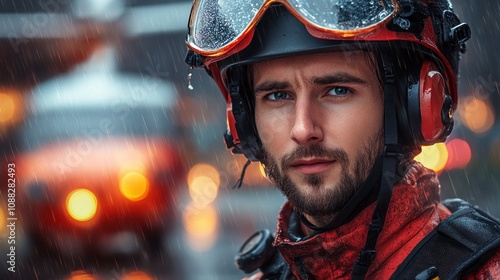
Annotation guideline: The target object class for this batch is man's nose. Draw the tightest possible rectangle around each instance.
[290,98,324,145]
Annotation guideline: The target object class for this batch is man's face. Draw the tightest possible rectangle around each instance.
[252,51,384,221]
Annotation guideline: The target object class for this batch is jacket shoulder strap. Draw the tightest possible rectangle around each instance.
[390,198,500,280]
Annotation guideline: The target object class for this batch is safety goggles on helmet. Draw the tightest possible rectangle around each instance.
[187,0,400,57]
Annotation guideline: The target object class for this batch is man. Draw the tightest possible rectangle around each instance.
[185,1,500,279]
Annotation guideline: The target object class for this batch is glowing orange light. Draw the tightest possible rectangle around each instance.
[188,175,218,206]
[65,270,98,280]
[0,89,25,130]
[119,172,150,201]
[187,163,220,186]
[121,271,154,280]
[460,97,495,134]
[414,143,449,173]
[66,189,98,222]
[0,209,4,228]
[187,163,221,205]
[259,163,268,179]
[0,93,16,123]
[182,203,218,251]
[445,138,472,170]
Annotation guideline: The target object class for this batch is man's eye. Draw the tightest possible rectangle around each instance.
[266,92,291,100]
[327,87,350,96]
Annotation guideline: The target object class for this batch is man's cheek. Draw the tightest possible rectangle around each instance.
[256,110,289,140]
[257,126,278,147]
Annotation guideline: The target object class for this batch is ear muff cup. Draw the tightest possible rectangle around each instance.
[419,61,450,141]
[406,61,453,145]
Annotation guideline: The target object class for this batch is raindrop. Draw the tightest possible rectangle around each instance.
[187,67,194,91]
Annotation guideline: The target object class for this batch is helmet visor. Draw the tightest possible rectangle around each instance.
[187,0,398,56]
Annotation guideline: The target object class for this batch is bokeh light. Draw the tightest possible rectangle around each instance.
[119,172,150,201]
[182,202,218,252]
[459,96,495,134]
[0,93,16,123]
[414,143,449,172]
[0,208,4,228]
[188,175,218,206]
[65,270,98,280]
[259,163,268,179]
[445,138,472,170]
[66,189,98,222]
[0,91,24,126]
[187,163,220,186]
[121,271,154,280]
[187,163,220,205]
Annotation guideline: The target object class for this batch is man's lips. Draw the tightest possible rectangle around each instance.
[289,158,336,175]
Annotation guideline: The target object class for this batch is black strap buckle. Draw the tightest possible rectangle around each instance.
[384,144,408,159]
[184,49,204,68]
[450,23,471,45]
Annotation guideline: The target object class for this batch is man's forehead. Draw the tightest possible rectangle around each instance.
[251,51,378,81]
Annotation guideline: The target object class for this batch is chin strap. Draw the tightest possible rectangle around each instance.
[232,159,252,189]
[351,53,409,279]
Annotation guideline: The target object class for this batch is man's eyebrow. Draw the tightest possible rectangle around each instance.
[312,73,368,85]
[253,73,368,94]
[253,81,291,94]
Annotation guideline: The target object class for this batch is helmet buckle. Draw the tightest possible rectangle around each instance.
[393,17,411,30]
[184,49,204,68]
[450,23,471,48]
[442,10,471,52]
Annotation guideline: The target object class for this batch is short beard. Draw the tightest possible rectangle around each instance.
[261,132,383,219]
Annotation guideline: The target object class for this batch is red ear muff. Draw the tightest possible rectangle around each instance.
[419,61,448,142]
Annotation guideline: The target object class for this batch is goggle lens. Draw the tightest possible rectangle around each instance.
[190,0,264,52]
[290,0,394,30]
[188,0,397,55]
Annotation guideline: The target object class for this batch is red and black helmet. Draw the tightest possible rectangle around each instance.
[185,0,471,161]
